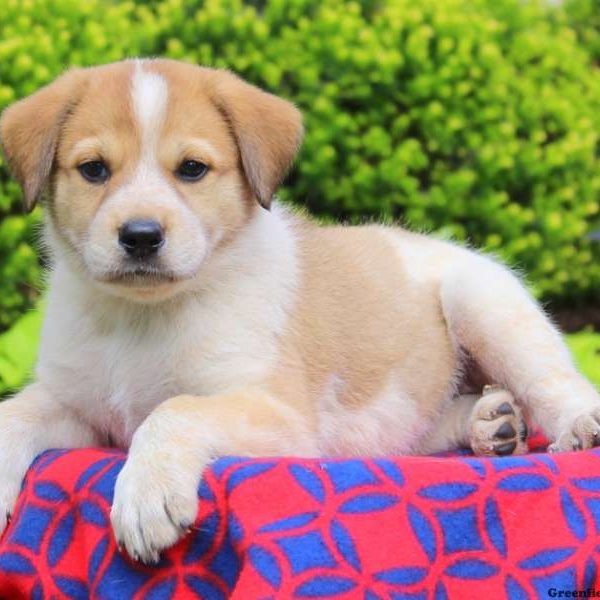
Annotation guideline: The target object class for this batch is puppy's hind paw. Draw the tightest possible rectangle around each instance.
[469,386,528,457]
[548,409,600,453]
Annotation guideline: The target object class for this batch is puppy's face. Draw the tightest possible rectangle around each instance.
[0,60,302,302]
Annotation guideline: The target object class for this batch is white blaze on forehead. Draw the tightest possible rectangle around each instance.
[131,62,168,163]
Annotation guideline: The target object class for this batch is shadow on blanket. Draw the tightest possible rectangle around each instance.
[0,433,599,599]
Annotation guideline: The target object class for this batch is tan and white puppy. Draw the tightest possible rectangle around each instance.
[1,58,599,564]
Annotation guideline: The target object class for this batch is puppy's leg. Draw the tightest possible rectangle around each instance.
[0,382,100,534]
[441,252,600,452]
[111,387,313,564]
[420,394,478,454]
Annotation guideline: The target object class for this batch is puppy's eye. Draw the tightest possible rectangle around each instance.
[78,160,110,184]
[176,160,208,182]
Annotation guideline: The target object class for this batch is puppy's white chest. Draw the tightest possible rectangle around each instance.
[36,207,297,447]
[37,285,283,448]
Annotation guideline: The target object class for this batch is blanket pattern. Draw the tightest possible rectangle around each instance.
[0,437,599,599]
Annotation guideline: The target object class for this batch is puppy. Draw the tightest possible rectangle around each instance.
[1,59,599,564]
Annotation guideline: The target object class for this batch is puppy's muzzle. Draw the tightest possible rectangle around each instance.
[119,219,165,260]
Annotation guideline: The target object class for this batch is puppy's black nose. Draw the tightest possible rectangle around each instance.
[119,219,164,259]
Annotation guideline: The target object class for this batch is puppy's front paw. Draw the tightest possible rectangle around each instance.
[0,475,23,536]
[0,454,33,536]
[548,408,600,453]
[110,456,200,564]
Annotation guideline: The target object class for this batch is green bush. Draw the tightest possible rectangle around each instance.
[0,307,42,396]
[1,0,600,383]
[564,0,600,64]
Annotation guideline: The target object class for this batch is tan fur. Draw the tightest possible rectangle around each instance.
[0,58,599,564]
[0,69,87,210]
[275,223,455,426]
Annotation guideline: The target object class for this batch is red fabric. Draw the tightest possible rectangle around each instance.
[0,434,599,599]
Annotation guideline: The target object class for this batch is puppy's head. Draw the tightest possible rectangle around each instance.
[0,59,303,302]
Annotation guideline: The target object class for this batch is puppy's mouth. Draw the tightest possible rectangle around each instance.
[99,264,180,287]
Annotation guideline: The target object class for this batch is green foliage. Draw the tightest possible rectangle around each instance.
[567,329,600,387]
[1,0,600,376]
[0,307,42,396]
[563,0,600,64]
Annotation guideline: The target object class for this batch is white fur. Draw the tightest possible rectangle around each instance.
[132,61,168,157]
[36,204,299,448]
[317,372,433,455]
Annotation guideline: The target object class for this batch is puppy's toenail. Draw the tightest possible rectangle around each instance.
[572,438,582,451]
[494,402,515,416]
[495,421,516,440]
[494,441,517,456]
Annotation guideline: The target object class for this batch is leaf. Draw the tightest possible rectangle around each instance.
[560,488,586,541]
[48,509,76,567]
[248,545,282,588]
[330,519,361,571]
[33,481,68,502]
[288,464,326,503]
[0,552,35,574]
[497,473,551,492]
[571,477,600,492]
[88,536,109,583]
[484,497,507,557]
[53,576,88,600]
[295,575,357,597]
[418,482,478,501]
[184,575,226,600]
[374,567,427,585]
[225,463,276,493]
[518,547,576,570]
[339,493,398,514]
[373,459,405,486]
[74,457,116,492]
[259,512,318,533]
[445,559,498,579]
[407,504,436,562]
[504,575,528,600]
[80,500,108,527]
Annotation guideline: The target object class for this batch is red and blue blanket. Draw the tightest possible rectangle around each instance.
[0,434,599,598]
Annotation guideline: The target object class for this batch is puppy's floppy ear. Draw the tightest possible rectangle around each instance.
[211,71,303,209]
[0,69,86,212]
